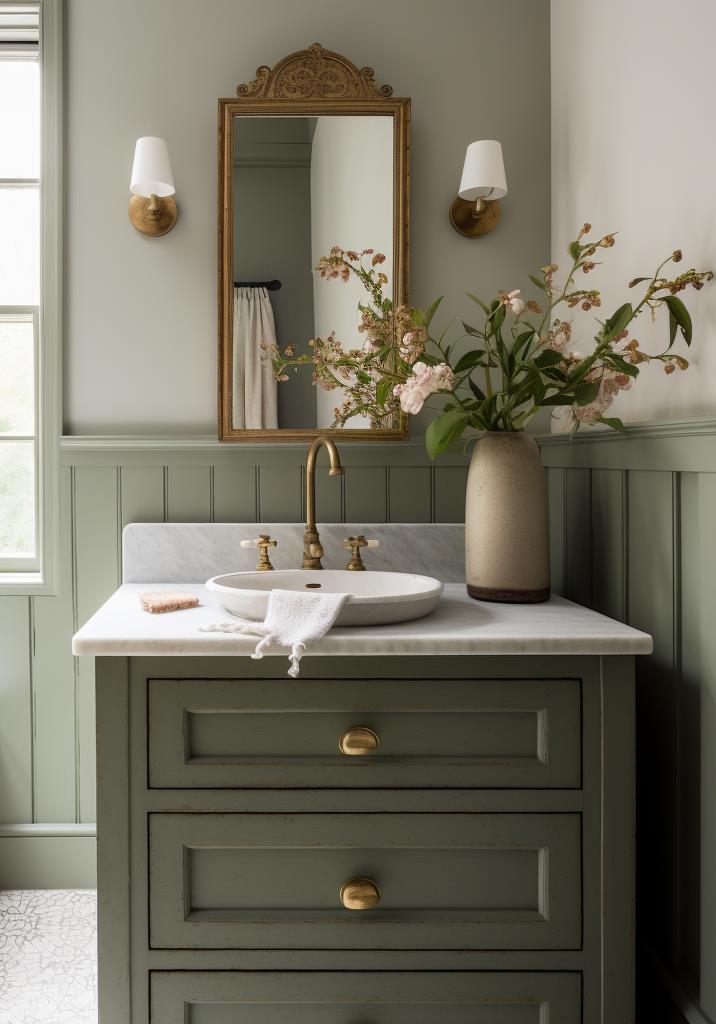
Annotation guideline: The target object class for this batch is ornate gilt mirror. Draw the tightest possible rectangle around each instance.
[218,44,410,442]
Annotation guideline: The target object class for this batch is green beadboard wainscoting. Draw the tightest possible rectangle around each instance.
[0,439,469,888]
[542,418,716,1024]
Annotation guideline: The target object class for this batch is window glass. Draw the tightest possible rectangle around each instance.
[0,318,34,435]
[0,187,39,303]
[0,59,39,177]
[0,440,35,556]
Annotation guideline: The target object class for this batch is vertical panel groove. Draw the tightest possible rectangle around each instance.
[621,469,629,623]
[672,470,684,969]
[116,466,122,582]
[562,468,568,590]
[209,465,215,522]
[162,466,168,521]
[28,596,36,823]
[70,465,80,823]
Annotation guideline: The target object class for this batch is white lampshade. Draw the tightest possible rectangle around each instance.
[130,137,175,198]
[458,140,507,202]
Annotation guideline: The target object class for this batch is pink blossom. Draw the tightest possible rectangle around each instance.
[500,289,525,316]
[393,361,455,415]
[556,368,633,430]
[546,321,571,352]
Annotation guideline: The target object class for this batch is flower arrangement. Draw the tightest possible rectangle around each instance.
[265,230,712,455]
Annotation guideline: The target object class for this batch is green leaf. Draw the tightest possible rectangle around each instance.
[628,277,650,288]
[604,302,633,339]
[603,353,639,377]
[425,410,469,459]
[468,378,486,402]
[420,352,443,367]
[466,292,490,314]
[454,349,485,374]
[375,377,393,407]
[355,370,372,385]
[668,313,678,349]
[423,296,443,328]
[574,378,601,406]
[528,273,546,291]
[461,321,484,338]
[487,304,506,337]
[568,240,582,260]
[541,394,575,406]
[596,415,627,433]
[535,349,564,368]
[662,294,692,346]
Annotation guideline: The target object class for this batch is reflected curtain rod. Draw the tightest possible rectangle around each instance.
[233,279,282,291]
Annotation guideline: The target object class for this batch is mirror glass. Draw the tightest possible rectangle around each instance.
[231,114,395,432]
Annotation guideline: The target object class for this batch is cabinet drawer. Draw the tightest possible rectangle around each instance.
[149,812,581,950]
[147,677,581,789]
[150,970,582,1024]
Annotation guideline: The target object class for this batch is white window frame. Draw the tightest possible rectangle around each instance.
[0,0,62,594]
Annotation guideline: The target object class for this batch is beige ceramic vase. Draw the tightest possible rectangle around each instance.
[465,431,550,603]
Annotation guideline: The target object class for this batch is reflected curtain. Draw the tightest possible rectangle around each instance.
[232,286,279,429]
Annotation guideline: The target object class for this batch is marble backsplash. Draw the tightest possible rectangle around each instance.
[122,523,466,584]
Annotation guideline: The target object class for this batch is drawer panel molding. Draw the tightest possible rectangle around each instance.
[149,812,582,950]
[148,677,582,789]
[150,970,583,1024]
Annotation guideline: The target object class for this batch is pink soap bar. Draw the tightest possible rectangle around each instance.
[139,591,199,614]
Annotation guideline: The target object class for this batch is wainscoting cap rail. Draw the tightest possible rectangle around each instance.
[60,436,427,451]
[537,416,716,445]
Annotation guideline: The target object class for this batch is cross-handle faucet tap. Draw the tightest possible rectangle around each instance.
[303,437,344,569]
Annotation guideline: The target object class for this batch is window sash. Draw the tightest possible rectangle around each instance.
[0,0,61,594]
[0,306,39,571]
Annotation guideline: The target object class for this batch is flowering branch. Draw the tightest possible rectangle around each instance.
[263,232,712,455]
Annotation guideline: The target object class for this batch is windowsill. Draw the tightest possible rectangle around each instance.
[0,571,56,596]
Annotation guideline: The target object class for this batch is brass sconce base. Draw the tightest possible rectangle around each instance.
[449,196,501,238]
[128,194,178,236]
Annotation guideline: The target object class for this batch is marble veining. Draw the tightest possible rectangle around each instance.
[72,583,653,657]
[122,522,466,584]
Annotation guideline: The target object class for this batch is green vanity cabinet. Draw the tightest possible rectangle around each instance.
[95,652,635,1024]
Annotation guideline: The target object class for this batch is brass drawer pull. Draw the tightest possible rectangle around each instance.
[339,726,380,756]
[340,876,381,910]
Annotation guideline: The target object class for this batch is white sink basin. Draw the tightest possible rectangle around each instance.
[206,569,443,626]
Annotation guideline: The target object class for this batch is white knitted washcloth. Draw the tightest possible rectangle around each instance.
[200,587,349,677]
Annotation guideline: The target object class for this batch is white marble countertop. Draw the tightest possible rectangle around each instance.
[72,583,653,658]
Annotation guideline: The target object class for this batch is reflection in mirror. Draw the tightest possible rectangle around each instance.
[231,115,394,431]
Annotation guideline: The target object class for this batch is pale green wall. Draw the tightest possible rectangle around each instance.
[62,0,550,434]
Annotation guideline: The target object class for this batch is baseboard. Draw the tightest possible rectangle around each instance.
[0,824,96,888]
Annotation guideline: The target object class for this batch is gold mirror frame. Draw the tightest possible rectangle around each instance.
[218,43,411,442]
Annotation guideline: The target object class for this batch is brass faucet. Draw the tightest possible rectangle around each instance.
[303,437,344,569]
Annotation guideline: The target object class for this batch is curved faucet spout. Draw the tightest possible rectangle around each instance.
[303,437,344,568]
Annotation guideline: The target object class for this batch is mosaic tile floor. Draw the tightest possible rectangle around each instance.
[0,890,97,1024]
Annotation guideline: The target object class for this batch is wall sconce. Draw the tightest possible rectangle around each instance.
[128,136,177,236]
[449,139,507,238]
